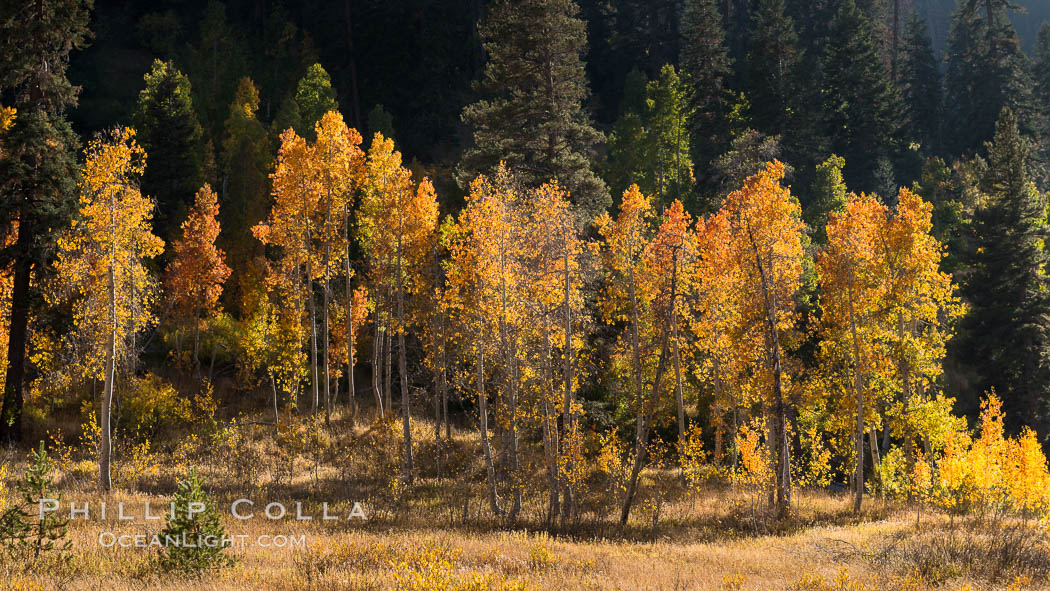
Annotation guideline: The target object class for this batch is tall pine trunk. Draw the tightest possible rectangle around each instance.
[0,222,31,442]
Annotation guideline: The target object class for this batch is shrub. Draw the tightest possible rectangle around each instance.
[733,421,773,511]
[680,425,716,491]
[120,373,181,436]
[158,470,235,574]
[874,523,1050,585]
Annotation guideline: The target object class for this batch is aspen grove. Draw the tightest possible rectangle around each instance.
[6,1,1050,587]
[15,107,1050,526]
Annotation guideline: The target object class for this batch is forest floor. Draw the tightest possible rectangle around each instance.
[2,406,1048,591]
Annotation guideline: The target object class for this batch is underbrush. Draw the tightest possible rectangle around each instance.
[873,521,1050,585]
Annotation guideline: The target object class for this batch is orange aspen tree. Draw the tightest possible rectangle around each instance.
[358,132,439,483]
[255,127,319,412]
[817,192,890,512]
[53,128,163,492]
[164,184,231,377]
[446,164,526,521]
[644,200,698,453]
[691,210,754,467]
[312,112,365,426]
[722,161,805,516]
[616,199,698,521]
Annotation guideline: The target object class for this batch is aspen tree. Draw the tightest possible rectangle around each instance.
[359,133,439,483]
[53,128,163,491]
[165,184,231,378]
[722,161,804,516]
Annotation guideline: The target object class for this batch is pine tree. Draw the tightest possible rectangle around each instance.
[1037,24,1050,115]
[458,0,608,219]
[134,60,205,244]
[645,65,695,209]
[821,0,901,195]
[943,0,1032,157]
[680,0,732,173]
[956,108,1050,438]
[257,5,318,122]
[159,470,235,573]
[220,77,270,311]
[746,0,822,181]
[294,63,338,140]
[805,154,848,244]
[0,0,91,443]
[747,0,804,140]
[0,443,71,560]
[899,11,942,157]
[1033,23,1050,188]
[187,1,248,138]
[710,130,785,202]
[606,67,694,209]
[605,69,650,198]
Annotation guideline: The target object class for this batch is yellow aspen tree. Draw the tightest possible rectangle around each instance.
[446,163,526,522]
[615,200,698,516]
[817,192,890,512]
[312,111,365,426]
[691,210,755,467]
[596,185,671,525]
[417,221,452,441]
[643,200,698,456]
[238,270,308,424]
[878,187,962,470]
[255,127,319,412]
[53,128,163,492]
[522,181,585,524]
[358,132,439,483]
[722,161,805,516]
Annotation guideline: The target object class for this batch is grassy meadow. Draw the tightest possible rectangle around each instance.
[1,404,1047,591]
